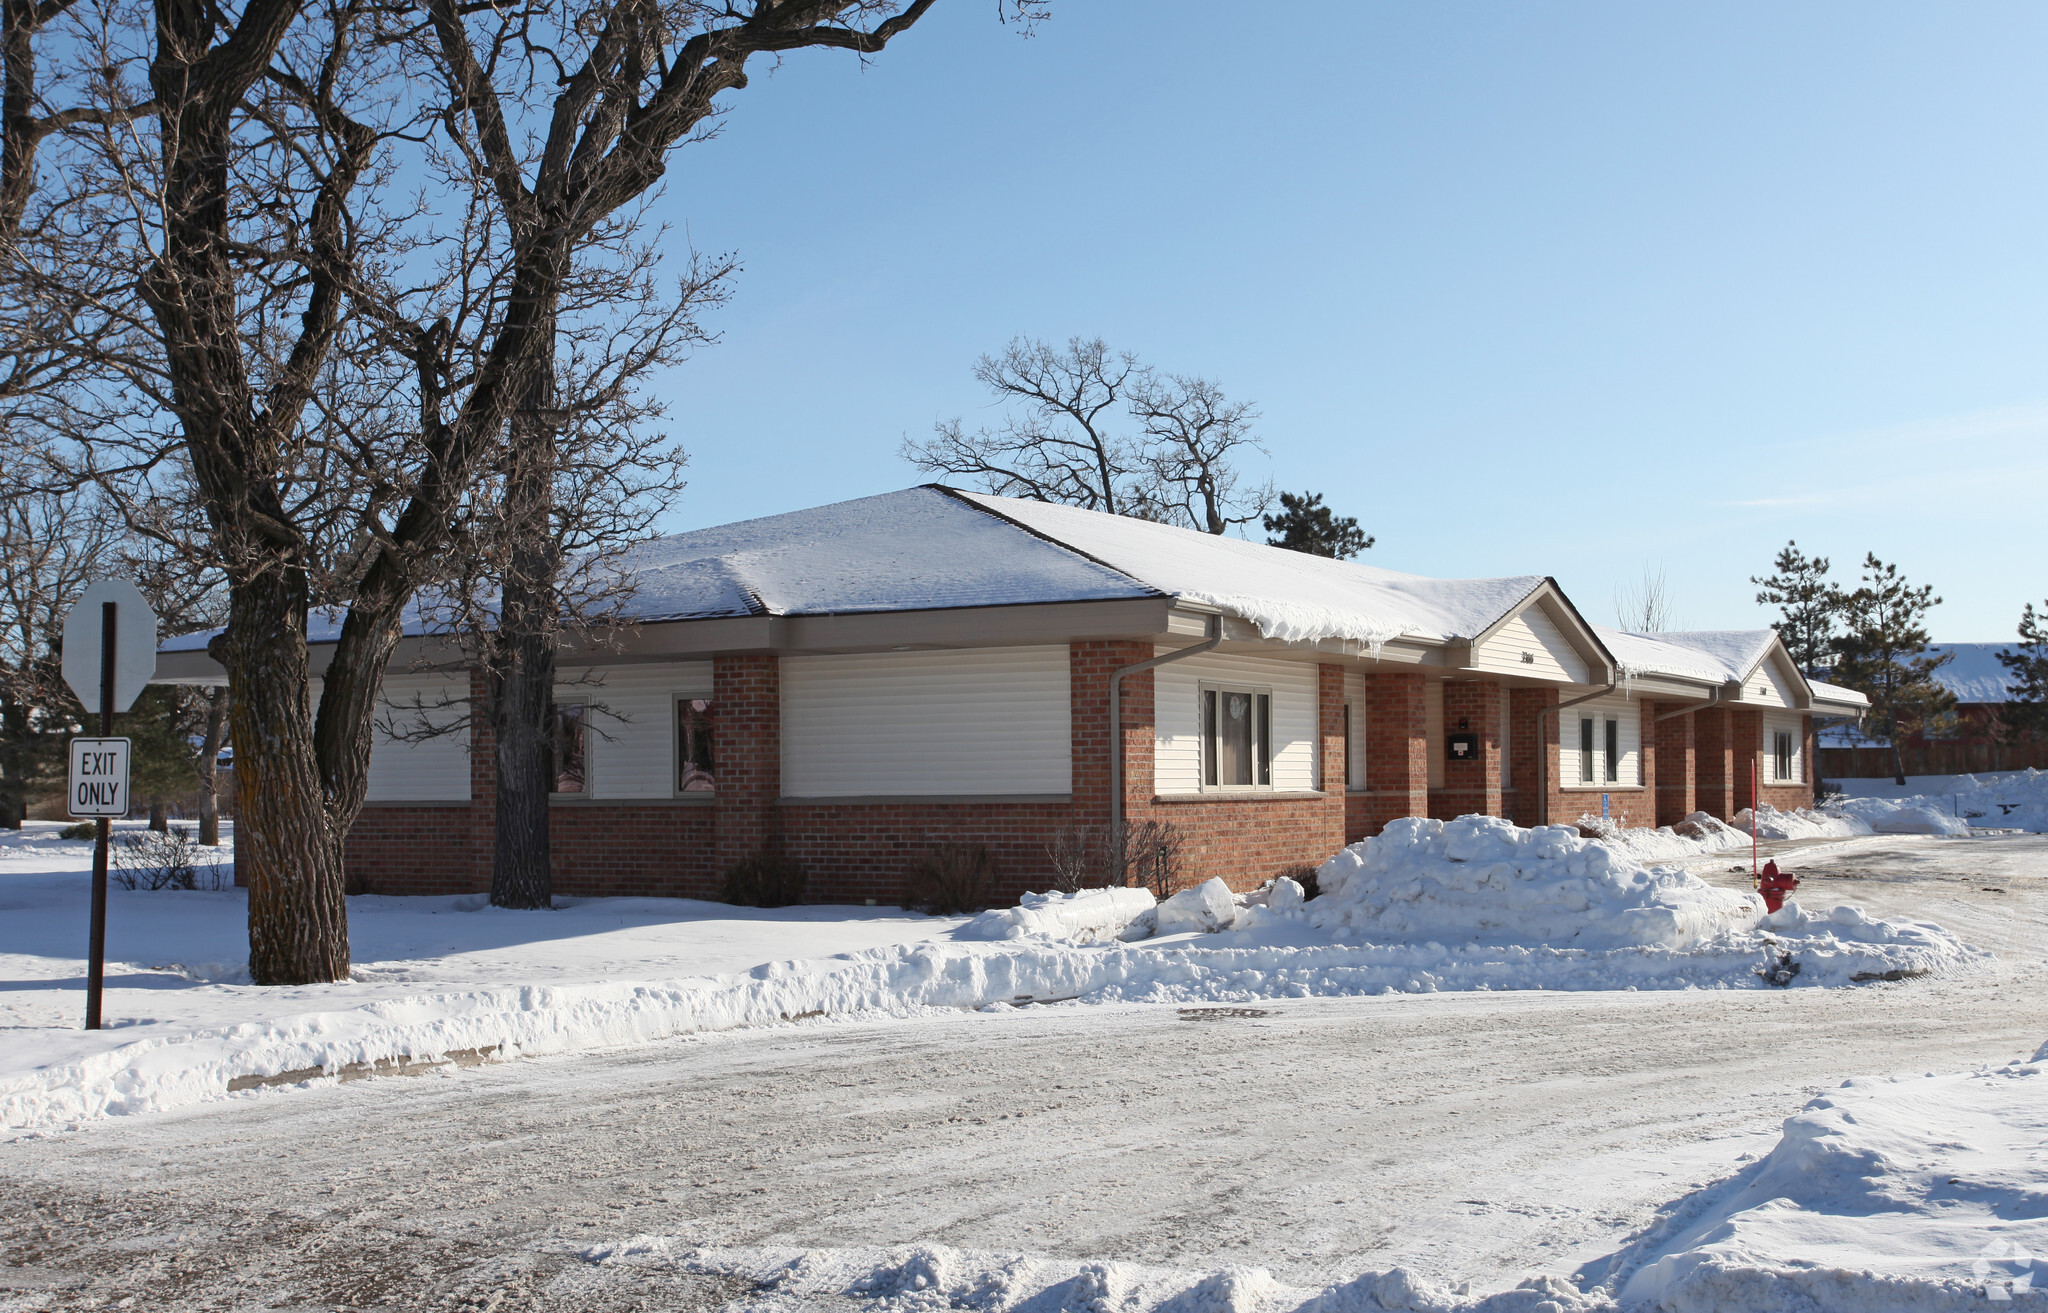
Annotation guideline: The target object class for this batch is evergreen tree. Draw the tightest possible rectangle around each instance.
[1995,601,2048,744]
[1751,540,1842,678]
[1832,554,1953,785]
[122,686,205,830]
[1262,492,1374,559]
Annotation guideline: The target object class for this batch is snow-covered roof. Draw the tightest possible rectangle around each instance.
[956,491,1546,646]
[610,487,1156,621]
[1925,643,2021,704]
[1593,627,1744,684]
[1806,678,1870,710]
[1591,627,1779,685]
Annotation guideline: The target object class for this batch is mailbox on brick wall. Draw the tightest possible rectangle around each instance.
[1446,732,1479,762]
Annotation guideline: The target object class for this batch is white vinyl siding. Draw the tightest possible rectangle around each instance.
[1472,606,1589,683]
[564,662,713,799]
[780,647,1071,798]
[1561,695,1642,789]
[1425,680,1444,789]
[1748,658,1799,708]
[1764,711,1805,783]
[1156,651,1317,794]
[364,674,471,802]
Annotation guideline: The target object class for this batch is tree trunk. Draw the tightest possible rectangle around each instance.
[489,316,560,911]
[149,801,168,832]
[196,687,228,846]
[215,578,351,985]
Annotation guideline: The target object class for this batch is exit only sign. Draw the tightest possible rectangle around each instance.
[68,738,131,818]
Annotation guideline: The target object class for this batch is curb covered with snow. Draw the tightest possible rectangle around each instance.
[1,902,1980,1136]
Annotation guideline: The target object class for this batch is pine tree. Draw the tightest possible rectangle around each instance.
[1995,601,2048,744]
[1752,541,1841,678]
[1832,554,1953,785]
[1262,492,1374,559]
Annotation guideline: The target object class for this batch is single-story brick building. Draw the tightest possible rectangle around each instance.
[156,486,1868,901]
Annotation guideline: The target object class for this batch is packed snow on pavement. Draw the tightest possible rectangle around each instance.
[0,815,1981,1136]
[580,1036,2048,1311]
[0,831,2042,1312]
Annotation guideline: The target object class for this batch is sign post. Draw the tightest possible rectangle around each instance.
[62,579,158,1031]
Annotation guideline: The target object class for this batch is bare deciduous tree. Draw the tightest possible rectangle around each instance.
[1614,564,1676,634]
[1128,373,1271,534]
[906,336,1273,533]
[905,336,1149,513]
[0,479,118,827]
[3,0,1037,981]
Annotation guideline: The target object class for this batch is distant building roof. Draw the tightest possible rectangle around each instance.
[1926,643,2023,704]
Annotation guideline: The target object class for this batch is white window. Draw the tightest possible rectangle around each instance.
[1202,686,1272,789]
[1762,713,1804,785]
[1566,698,1641,788]
[550,700,587,796]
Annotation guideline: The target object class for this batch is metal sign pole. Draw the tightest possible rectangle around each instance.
[85,601,115,1031]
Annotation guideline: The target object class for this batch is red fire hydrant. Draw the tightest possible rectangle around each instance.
[1758,860,1799,914]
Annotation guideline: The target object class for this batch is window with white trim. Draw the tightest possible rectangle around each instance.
[1566,698,1641,788]
[676,697,715,793]
[1202,686,1272,789]
[550,700,587,796]
[1773,730,1795,782]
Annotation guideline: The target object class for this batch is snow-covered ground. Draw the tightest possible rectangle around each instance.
[3,824,2043,1311]
[1,816,1979,1135]
[0,821,972,1125]
[1828,768,2048,832]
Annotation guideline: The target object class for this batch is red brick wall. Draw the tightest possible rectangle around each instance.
[1431,679,1502,820]
[1354,672,1427,836]
[1319,665,1347,796]
[1694,706,1737,821]
[1505,687,1557,827]
[1654,701,1697,825]
[713,654,780,870]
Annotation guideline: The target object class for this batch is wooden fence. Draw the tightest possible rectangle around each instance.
[1819,742,2048,780]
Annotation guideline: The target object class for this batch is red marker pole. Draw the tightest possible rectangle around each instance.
[85,601,114,1031]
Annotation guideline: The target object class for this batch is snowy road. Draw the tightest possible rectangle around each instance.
[2,835,2043,1311]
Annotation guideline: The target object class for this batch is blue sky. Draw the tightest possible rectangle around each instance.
[636,1,2047,641]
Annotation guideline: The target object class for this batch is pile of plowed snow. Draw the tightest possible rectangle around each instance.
[1823,794,1976,836]
[1829,768,2048,833]
[1597,1043,2048,1311]
[1732,803,1877,841]
[1308,816,1760,950]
